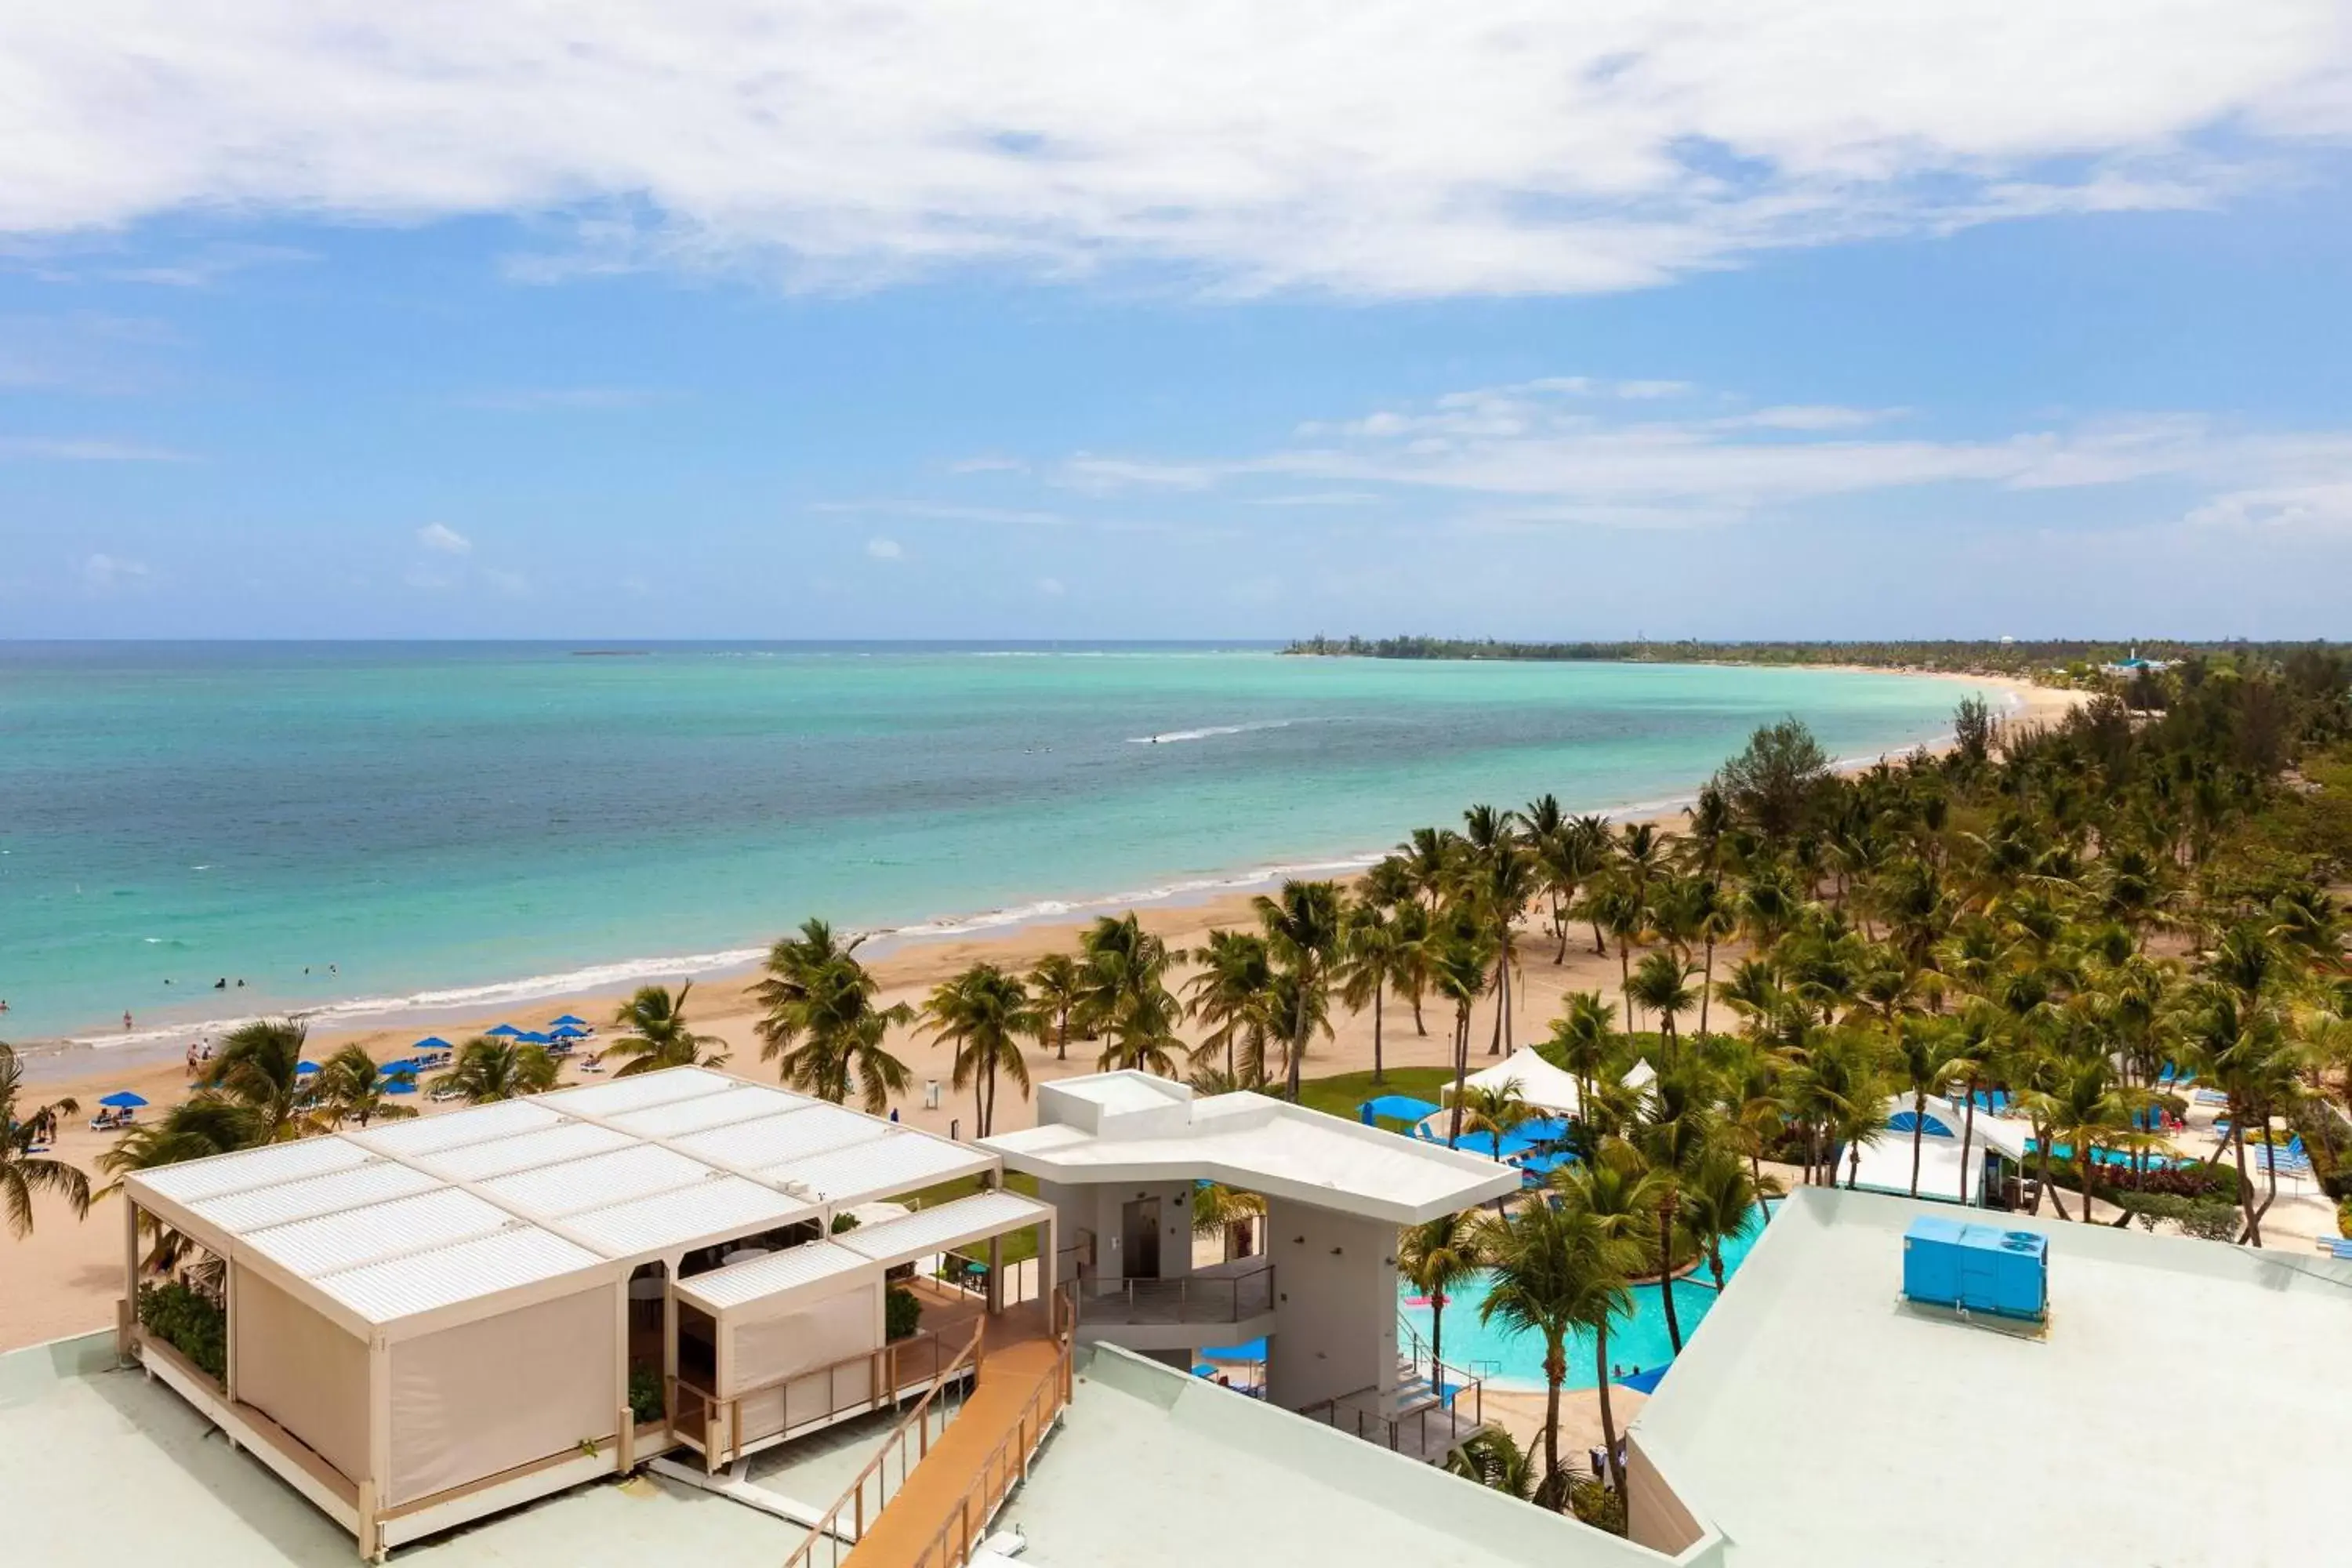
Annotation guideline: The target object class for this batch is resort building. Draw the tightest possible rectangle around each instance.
[979,1072,1519,1440]
[111,1066,1054,1559]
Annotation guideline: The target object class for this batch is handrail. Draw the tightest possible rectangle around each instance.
[908,1296,1076,1568]
[674,1329,956,1472]
[1075,1259,1274,1326]
[1299,1370,1486,1459]
[782,1318,987,1568]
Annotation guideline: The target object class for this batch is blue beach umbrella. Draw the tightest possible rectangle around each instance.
[514,1030,553,1045]
[485,1023,525,1039]
[99,1091,147,1109]
[1617,1365,1669,1396]
[548,1025,586,1040]
[296,1060,321,1076]
[413,1036,453,1052]
[549,1014,590,1029]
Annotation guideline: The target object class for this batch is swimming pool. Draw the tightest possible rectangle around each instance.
[2024,1140,2184,1171]
[1401,1201,1777,1392]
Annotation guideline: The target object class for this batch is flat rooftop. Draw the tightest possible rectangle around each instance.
[3,1333,800,1568]
[1632,1187,2352,1567]
[980,1071,1521,1225]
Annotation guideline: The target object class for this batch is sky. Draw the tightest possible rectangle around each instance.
[4,2,2352,641]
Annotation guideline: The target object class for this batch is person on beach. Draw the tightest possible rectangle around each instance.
[187,1043,198,1079]
[123,1010,133,1030]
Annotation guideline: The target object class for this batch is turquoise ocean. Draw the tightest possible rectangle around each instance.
[0,644,1987,1046]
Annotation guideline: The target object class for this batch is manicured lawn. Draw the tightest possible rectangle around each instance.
[902,1168,1042,1265]
[1293,1065,1459,1125]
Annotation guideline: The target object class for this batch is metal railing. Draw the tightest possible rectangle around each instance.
[908,1287,1077,1568]
[781,1318,989,1568]
[1075,1260,1274,1327]
[670,1329,962,1473]
[1299,1370,1486,1463]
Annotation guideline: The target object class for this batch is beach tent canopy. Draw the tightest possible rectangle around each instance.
[1843,1094,2031,1204]
[485,1023,525,1038]
[100,1091,147,1109]
[1443,1047,1585,1116]
[1358,1094,1441,1127]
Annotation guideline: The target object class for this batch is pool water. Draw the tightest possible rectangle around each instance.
[1401,1202,1777,1392]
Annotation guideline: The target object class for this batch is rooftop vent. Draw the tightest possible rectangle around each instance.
[1901,1217,2048,1323]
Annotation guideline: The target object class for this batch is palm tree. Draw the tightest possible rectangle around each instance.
[1334,899,1399,1083]
[1398,1208,1485,1390]
[1185,928,1278,1087]
[920,963,1038,1138]
[763,944,916,1114]
[1583,880,1649,1033]
[1026,953,1085,1062]
[604,983,729,1076]
[1096,979,1188,1076]
[1892,1018,1958,1200]
[1551,1154,1660,1495]
[1478,1196,1639,1508]
[1191,1181,1267,1261]
[199,1018,314,1143]
[1254,879,1345,1100]
[1434,914,1497,1146]
[1544,990,1617,1114]
[1455,1082,1533,1167]
[1632,1068,1716,1354]
[1679,1149,1778,1290]
[431,1036,560,1105]
[309,1044,420,1127]
[1626,951,1699,1062]
[1446,1425,1540,1501]
[1,1042,90,1239]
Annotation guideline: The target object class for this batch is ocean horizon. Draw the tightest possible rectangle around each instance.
[0,641,1990,1047]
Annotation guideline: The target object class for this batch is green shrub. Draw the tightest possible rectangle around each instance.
[830,1212,861,1234]
[885,1285,921,1342]
[628,1367,666,1425]
[2337,1196,2352,1240]
[136,1280,227,1380]
[2116,1192,2242,1243]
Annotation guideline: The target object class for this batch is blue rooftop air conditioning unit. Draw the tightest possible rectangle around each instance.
[1901,1217,2047,1322]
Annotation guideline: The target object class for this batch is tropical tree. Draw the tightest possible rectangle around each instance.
[1026,952,1085,1062]
[1632,1068,1717,1353]
[1254,879,1346,1099]
[1185,928,1278,1088]
[198,1018,314,1143]
[430,1036,561,1105]
[1,1042,90,1239]
[1626,951,1699,1063]
[310,1044,421,1127]
[1337,898,1403,1084]
[760,935,916,1114]
[1478,1195,1639,1507]
[1544,990,1617,1114]
[1191,1181,1267,1261]
[1455,1082,1533,1167]
[1398,1207,1485,1390]
[1446,1425,1540,1501]
[604,983,730,1076]
[920,962,1039,1137]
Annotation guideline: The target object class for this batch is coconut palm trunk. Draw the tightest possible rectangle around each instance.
[1371,983,1386,1085]
[1909,1089,1928,1200]
[1594,1322,1622,1492]
[1958,1078,1979,1207]
[1655,1193,1685,1354]
[1541,1332,1566,1509]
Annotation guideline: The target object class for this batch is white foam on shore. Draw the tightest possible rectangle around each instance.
[1125,720,1294,744]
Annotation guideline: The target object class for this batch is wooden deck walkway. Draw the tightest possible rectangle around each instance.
[844,1293,1067,1567]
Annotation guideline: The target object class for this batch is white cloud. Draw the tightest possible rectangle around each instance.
[866,536,903,560]
[0,5,2343,298]
[82,551,149,590]
[416,521,473,554]
[1716,405,1906,431]
[1036,575,1065,597]
[96,241,314,288]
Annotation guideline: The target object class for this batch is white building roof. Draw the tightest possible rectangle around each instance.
[837,1190,1054,1267]
[1627,1187,2352,1567]
[981,1072,1520,1225]
[674,1240,874,1314]
[121,1068,1000,1330]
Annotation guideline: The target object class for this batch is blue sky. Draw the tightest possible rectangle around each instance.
[5,4,2351,640]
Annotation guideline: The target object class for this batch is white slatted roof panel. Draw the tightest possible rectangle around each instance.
[191,1160,442,1233]
[473,1143,719,1219]
[835,1190,1051,1265]
[538,1067,736,1118]
[243,1189,518,1279]
[315,1227,608,1325]
[604,1082,815,1140]
[130,1137,372,1204]
[672,1104,889,1173]
[676,1240,874,1313]
[766,1131,993,1206]
[418,1121,636,1183]
[561,1178,818,1260]
[351,1099,567,1157]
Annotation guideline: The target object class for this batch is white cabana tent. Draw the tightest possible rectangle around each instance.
[1443,1047,1585,1116]
[1842,1094,2030,1206]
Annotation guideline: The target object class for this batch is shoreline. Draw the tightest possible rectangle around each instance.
[10,666,2063,1080]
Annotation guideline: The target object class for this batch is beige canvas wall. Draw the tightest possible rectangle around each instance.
[728,1286,880,1446]
[387,1283,618,1508]
[234,1265,371,1483]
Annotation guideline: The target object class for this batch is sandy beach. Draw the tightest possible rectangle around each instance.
[0,670,2082,1352]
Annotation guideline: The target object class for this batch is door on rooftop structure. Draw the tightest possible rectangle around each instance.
[1122,1197,1161,1279]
